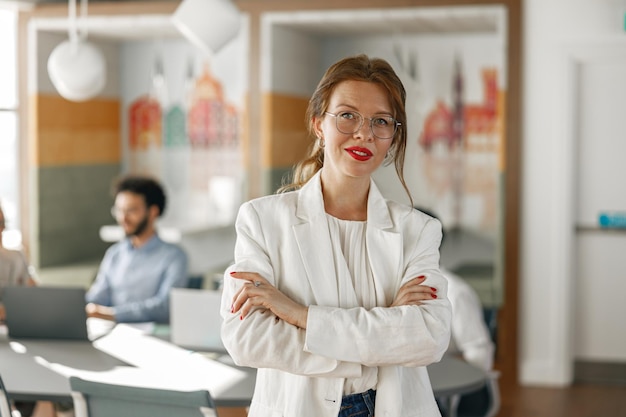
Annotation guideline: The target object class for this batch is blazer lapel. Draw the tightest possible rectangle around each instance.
[293,173,339,307]
[366,180,403,307]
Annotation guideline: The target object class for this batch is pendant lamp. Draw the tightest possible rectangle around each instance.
[47,0,106,102]
[172,0,241,55]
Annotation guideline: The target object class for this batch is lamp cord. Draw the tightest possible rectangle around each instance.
[67,0,88,45]
[67,0,77,44]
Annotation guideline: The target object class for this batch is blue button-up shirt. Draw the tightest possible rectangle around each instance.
[86,234,189,323]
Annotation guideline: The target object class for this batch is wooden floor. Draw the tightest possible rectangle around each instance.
[499,382,626,417]
[30,382,626,417]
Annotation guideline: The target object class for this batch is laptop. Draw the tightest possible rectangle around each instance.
[2,286,89,341]
[170,288,226,352]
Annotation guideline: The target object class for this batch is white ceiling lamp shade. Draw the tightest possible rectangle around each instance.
[47,40,106,101]
[47,0,106,102]
[172,0,242,56]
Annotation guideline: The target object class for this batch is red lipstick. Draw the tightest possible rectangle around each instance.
[345,146,373,161]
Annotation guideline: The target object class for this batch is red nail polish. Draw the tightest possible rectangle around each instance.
[430,287,437,292]
[239,315,243,320]
[230,271,236,275]
[432,294,437,299]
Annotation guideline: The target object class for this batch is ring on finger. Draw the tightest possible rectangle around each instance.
[254,281,261,287]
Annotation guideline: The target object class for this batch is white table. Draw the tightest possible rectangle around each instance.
[0,325,255,407]
[0,325,485,409]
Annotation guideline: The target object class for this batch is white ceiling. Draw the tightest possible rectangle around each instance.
[32,14,181,40]
[31,5,505,42]
[266,7,504,37]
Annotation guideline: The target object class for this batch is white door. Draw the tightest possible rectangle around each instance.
[572,44,626,366]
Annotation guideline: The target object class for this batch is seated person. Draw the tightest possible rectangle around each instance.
[86,175,189,323]
[0,204,37,321]
[0,204,41,417]
[414,207,494,370]
[444,267,494,372]
[415,207,496,416]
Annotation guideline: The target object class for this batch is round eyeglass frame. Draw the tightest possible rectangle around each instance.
[110,206,145,219]
[324,111,400,140]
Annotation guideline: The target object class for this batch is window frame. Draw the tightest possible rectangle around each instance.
[0,6,22,251]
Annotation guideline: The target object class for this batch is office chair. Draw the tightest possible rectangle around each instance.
[454,306,501,417]
[0,375,38,417]
[69,376,219,417]
[0,375,12,417]
[187,275,205,289]
[482,307,499,355]
[454,369,500,417]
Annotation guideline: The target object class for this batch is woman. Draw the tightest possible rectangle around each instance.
[0,205,39,417]
[221,54,451,417]
[0,204,37,322]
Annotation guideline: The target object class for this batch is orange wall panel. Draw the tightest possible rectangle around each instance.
[261,93,311,168]
[34,94,121,167]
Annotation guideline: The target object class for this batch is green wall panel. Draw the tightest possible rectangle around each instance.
[37,164,120,267]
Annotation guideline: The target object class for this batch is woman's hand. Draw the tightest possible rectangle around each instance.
[229,271,308,329]
[391,275,438,307]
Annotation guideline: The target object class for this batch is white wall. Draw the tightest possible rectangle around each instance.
[521,0,626,385]
[114,31,248,277]
[261,23,322,96]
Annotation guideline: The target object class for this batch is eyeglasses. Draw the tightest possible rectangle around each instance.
[110,206,145,219]
[325,111,400,140]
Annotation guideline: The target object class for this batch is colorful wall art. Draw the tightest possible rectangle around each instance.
[122,39,247,230]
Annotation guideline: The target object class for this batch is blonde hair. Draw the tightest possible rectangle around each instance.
[278,54,412,205]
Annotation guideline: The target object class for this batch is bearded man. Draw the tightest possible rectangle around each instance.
[86,176,188,323]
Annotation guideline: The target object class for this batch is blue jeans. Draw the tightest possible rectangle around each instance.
[338,389,376,417]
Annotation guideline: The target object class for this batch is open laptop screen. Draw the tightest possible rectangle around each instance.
[2,286,89,340]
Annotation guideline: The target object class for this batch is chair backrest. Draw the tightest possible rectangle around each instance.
[187,275,205,289]
[0,375,13,417]
[69,376,218,417]
[456,307,501,417]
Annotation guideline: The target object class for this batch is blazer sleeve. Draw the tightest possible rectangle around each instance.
[304,217,452,368]
[220,201,362,379]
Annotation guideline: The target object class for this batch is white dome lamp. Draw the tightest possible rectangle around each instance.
[47,0,106,102]
[172,0,242,56]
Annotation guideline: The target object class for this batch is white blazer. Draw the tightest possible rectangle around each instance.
[221,172,452,417]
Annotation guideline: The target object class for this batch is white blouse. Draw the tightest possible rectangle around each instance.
[326,214,378,395]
